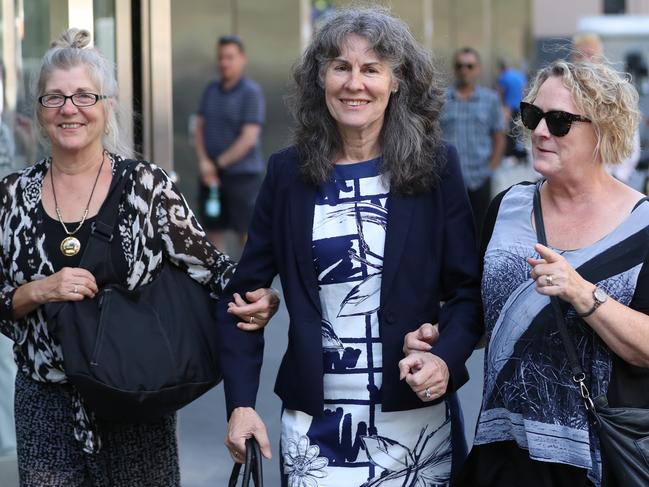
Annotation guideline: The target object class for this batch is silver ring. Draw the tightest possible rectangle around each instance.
[424,388,432,399]
[545,275,554,286]
[73,285,78,294]
[249,316,255,324]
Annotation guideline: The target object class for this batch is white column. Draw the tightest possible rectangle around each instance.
[67,0,94,39]
[146,0,174,170]
[299,0,312,52]
[423,0,434,53]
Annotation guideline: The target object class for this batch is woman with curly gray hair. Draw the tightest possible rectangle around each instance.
[217,6,482,486]
[407,59,649,487]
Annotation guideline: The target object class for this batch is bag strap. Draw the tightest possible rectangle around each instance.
[532,181,595,411]
[77,159,138,283]
[228,438,263,487]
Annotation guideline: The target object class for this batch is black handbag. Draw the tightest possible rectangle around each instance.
[533,182,649,486]
[45,161,222,422]
[228,438,264,487]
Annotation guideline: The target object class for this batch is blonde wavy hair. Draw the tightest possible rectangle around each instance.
[518,60,639,165]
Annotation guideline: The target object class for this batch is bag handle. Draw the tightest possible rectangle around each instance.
[532,181,595,411]
[228,438,264,487]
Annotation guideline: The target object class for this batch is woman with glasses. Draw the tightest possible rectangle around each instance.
[0,28,278,486]
[406,60,649,487]
[217,7,482,486]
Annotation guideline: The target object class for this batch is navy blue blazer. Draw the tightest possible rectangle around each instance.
[216,144,483,417]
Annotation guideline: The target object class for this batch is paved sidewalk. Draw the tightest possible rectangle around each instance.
[0,455,17,486]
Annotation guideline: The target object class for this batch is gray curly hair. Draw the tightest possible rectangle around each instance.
[34,28,133,158]
[519,59,639,165]
[288,6,447,194]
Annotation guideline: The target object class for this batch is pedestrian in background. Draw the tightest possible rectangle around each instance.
[497,58,528,164]
[217,7,482,486]
[194,35,266,253]
[0,28,277,486]
[441,47,506,240]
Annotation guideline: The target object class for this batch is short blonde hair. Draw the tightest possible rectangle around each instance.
[518,60,639,165]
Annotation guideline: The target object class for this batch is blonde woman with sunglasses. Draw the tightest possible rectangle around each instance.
[405,60,649,487]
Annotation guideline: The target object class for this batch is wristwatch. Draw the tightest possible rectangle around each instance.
[578,286,608,318]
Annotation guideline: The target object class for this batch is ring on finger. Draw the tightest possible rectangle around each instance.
[545,275,554,286]
[73,284,78,294]
[424,387,432,399]
[249,316,255,324]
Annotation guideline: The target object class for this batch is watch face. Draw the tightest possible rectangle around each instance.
[594,287,608,303]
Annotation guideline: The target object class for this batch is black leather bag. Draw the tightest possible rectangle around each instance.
[228,438,264,487]
[533,183,649,486]
[45,161,222,422]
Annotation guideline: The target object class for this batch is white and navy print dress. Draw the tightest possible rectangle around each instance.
[280,158,452,487]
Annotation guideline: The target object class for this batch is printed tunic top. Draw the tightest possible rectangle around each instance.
[0,154,234,451]
[475,183,649,486]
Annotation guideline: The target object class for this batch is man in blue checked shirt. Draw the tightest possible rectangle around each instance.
[441,47,506,239]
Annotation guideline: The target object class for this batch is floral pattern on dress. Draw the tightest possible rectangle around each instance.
[284,435,329,487]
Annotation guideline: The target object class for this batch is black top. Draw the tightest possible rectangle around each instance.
[41,206,128,280]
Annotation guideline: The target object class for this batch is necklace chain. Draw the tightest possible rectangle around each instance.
[50,151,106,236]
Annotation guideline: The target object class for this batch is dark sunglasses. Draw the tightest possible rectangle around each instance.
[520,101,591,137]
[455,62,475,70]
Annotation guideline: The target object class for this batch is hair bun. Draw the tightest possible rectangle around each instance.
[50,28,91,49]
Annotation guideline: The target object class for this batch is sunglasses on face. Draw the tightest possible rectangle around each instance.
[455,62,475,71]
[520,101,591,137]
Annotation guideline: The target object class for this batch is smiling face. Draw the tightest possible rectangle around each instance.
[530,76,598,177]
[324,34,397,140]
[39,65,106,156]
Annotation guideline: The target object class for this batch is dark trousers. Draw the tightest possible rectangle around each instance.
[467,177,492,242]
[454,441,596,487]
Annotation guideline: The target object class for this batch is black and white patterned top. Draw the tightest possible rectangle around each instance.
[0,153,235,451]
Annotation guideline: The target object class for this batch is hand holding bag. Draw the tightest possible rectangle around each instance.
[45,161,222,422]
[533,182,649,487]
[228,438,264,487]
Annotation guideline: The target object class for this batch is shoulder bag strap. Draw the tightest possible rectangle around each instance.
[532,181,596,411]
[77,159,138,283]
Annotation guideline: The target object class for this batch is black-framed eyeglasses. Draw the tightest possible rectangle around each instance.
[38,93,109,108]
[520,101,591,137]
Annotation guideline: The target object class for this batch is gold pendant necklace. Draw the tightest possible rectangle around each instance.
[50,151,106,257]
